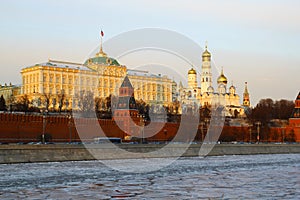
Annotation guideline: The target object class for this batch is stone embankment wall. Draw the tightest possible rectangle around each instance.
[0,144,299,164]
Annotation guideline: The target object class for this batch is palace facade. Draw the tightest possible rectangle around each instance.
[20,41,174,111]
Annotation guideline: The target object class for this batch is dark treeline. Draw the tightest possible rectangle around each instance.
[1,92,295,125]
[249,98,295,124]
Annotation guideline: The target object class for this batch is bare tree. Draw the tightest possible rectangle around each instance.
[250,98,294,123]
[15,94,31,112]
[78,90,95,117]
[42,93,51,111]
[0,95,7,111]
[58,90,65,113]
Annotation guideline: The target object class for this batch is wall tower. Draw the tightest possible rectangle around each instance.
[243,82,250,107]
[112,76,141,139]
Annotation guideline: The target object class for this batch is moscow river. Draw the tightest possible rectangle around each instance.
[0,154,299,199]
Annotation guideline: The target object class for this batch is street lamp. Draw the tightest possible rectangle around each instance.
[281,127,285,143]
[9,94,13,113]
[42,112,47,144]
[68,115,72,143]
[205,118,210,142]
[200,121,205,143]
[249,125,252,143]
[255,121,261,144]
[140,115,146,144]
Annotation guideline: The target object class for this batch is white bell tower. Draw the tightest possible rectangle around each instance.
[201,43,212,94]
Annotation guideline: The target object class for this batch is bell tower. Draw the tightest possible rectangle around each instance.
[201,43,212,93]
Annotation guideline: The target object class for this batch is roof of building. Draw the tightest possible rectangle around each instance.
[127,69,165,78]
[202,44,211,58]
[217,68,228,84]
[26,61,92,71]
[188,68,197,75]
[120,76,133,88]
[84,56,120,66]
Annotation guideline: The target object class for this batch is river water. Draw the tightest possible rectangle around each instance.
[0,154,299,199]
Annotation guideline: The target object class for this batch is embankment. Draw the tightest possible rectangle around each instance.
[0,143,299,164]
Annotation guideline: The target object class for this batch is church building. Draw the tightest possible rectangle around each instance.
[179,45,250,117]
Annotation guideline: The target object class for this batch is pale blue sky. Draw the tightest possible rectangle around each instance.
[0,0,299,105]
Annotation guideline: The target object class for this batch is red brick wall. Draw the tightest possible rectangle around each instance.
[1,113,299,143]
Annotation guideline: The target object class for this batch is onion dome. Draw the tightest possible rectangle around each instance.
[229,84,236,90]
[202,43,211,61]
[207,86,214,93]
[217,68,228,85]
[188,68,197,75]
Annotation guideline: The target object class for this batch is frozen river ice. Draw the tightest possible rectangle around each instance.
[0,154,299,199]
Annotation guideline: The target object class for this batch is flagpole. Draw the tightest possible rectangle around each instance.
[100,32,103,53]
[97,30,106,57]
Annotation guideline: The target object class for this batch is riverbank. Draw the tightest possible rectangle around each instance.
[0,143,299,164]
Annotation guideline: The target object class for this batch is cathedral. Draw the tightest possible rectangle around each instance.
[179,45,250,117]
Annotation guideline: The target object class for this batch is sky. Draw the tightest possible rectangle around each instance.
[0,0,299,106]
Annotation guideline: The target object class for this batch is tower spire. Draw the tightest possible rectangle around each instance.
[244,82,249,94]
[243,82,250,107]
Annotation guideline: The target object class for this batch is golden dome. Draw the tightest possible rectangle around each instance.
[202,44,211,58]
[217,68,228,84]
[188,68,197,75]
[202,49,211,58]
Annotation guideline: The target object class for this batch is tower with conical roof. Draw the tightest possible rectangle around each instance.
[291,92,300,118]
[113,76,141,139]
[288,92,300,142]
[243,82,250,107]
[201,43,212,93]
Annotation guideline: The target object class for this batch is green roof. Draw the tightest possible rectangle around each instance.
[84,56,120,66]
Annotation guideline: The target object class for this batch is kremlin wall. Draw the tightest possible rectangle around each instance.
[0,110,299,144]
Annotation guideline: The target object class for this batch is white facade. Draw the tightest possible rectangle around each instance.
[179,45,247,117]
